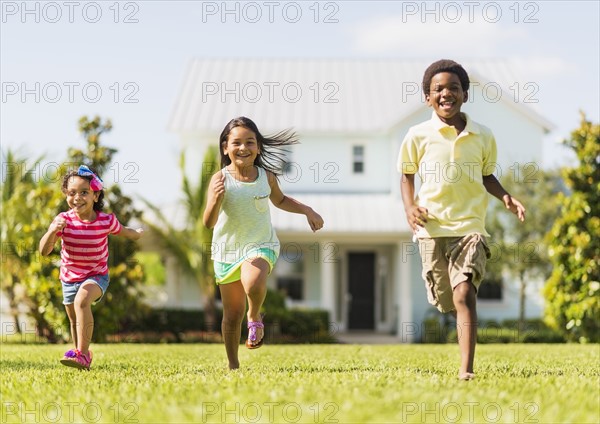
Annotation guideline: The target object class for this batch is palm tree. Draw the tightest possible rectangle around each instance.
[141,147,219,329]
[1,149,41,334]
[1,149,66,340]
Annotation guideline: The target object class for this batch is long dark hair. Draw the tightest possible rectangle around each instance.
[219,116,298,176]
[62,167,105,211]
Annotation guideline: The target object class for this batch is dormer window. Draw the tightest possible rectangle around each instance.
[353,145,364,174]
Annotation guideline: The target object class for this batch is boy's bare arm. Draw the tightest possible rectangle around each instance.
[482,174,509,200]
[401,173,428,232]
[482,174,526,221]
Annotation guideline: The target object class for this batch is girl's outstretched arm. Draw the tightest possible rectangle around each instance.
[267,171,324,232]
[203,170,225,229]
[39,215,66,256]
[119,227,144,240]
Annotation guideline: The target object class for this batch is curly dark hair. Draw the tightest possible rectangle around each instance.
[219,116,298,176]
[422,59,470,96]
[62,167,105,211]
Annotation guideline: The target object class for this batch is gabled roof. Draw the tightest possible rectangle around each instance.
[169,58,553,134]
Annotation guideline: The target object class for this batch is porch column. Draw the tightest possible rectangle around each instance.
[166,255,180,307]
[320,240,336,319]
[397,240,414,343]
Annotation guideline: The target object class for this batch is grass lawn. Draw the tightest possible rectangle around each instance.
[1,343,598,423]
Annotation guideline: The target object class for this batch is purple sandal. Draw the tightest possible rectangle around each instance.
[246,320,264,349]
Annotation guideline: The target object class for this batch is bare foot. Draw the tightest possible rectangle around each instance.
[459,372,476,380]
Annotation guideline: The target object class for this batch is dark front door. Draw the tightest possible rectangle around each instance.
[347,253,375,330]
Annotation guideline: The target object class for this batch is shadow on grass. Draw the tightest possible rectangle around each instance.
[0,359,62,371]
[271,365,406,373]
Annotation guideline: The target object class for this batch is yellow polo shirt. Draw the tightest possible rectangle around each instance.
[398,112,497,238]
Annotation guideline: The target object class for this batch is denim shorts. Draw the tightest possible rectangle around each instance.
[61,274,110,305]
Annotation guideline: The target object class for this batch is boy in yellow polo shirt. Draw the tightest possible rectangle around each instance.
[399,59,526,380]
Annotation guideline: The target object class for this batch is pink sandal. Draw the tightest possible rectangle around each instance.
[60,349,93,370]
[246,320,264,349]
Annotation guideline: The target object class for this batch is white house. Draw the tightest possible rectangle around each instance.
[157,58,554,341]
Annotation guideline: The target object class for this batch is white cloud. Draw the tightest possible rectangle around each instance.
[353,15,527,56]
[352,14,579,86]
[507,57,578,79]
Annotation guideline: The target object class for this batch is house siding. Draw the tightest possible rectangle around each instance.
[279,134,391,194]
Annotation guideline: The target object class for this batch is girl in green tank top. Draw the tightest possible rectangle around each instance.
[203,117,324,370]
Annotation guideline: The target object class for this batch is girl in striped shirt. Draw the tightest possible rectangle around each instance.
[39,165,143,370]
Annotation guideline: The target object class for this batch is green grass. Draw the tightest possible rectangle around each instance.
[1,344,598,423]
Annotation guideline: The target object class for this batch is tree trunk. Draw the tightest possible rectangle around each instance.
[518,271,526,333]
[203,280,217,332]
[5,285,22,334]
[24,297,59,343]
[35,313,59,343]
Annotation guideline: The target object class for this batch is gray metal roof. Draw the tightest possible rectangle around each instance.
[169,58,553,134]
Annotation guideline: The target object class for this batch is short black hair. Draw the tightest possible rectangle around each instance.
[422,59,470,95]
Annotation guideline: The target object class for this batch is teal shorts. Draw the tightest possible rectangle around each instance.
[214,248,278,285]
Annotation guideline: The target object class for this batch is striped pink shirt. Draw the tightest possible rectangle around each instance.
[56,209,122,283]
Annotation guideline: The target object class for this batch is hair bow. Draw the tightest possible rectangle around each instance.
[77,165,104,191]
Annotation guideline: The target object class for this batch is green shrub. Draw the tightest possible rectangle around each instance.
[421,317,452,343]
[420,310,455,343]
[110,304,335,344]
[264,309,336,344]
[445,320,566,344]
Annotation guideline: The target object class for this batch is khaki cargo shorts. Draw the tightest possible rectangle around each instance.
[418,233,490,313]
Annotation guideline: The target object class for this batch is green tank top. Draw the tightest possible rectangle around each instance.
[211,166,280,263]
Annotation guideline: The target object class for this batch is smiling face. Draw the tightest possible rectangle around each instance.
[65,176,99,220]
[426,72,468,127]
[223,126,260,169]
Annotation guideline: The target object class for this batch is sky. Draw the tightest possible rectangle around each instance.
[2,0,599,207]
